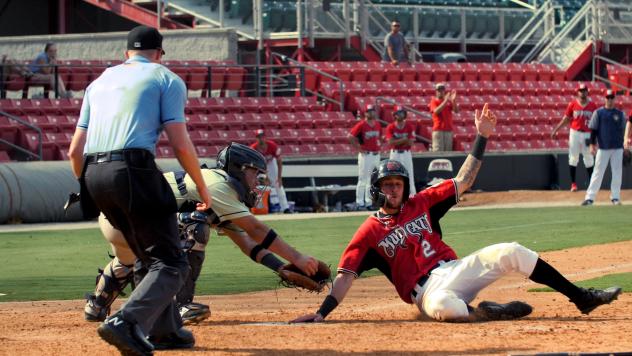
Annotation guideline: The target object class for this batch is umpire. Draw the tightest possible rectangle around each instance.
[68,26,210,355]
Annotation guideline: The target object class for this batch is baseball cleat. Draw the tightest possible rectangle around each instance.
[84,294,108,322]
[179,302,211,324]
[581,199,593,206]
[611,199,621,205]
[572,286,622,315]
[147,327,195,350]
[570,183,578,192]
[474,301,533,321]
[97,313,154,356]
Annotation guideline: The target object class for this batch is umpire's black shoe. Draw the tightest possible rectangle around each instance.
[572,286,622,315]
[475,301,533,321]
[97,313,154,356]
[148,327,195,350]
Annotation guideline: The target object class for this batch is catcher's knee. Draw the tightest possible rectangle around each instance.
[423,291,469,321]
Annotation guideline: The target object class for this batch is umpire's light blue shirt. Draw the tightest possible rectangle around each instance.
[77,55,187,155]
[588,107,626,150]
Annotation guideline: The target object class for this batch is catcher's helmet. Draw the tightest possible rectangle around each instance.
[370,159,410,207]
[217,142,267,207]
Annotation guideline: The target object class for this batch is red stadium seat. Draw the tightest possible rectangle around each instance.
[400,64,417,81]
[412,62,433,81]
[224,66,245,91]
[477,63,494,81]
[446,63,464,82]
[491,63,509,81]
[462,63,478,81]
[349,62,369,82]
[0,116,19,143]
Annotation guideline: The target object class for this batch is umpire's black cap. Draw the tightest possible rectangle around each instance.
[127,26,165,54]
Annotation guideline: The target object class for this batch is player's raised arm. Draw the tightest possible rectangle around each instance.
[454,103,497,196]
[291,272,355,323]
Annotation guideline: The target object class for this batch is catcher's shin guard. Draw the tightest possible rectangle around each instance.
[176,250,205,305]
[84,258,133,322]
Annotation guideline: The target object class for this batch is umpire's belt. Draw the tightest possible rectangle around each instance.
[391,149,409,153]
[411,260,451,300]
[85,149,153,164]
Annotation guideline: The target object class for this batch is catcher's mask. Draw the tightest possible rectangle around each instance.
[370,159,410,207]
[217,142,267,208]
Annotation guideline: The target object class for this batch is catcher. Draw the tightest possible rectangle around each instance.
[84,142,330,326]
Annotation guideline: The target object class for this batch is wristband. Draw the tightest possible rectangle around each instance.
[261,229,278,249]
[317,295,339,318]
[470,134,487,160]
[249,245,264,262]
[260,253,285,272]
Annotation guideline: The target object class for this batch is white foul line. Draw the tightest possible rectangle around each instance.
[449,220,573,236]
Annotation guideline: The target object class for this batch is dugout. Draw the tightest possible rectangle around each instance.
[1,151,631,223]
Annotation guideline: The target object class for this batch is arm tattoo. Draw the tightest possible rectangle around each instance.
[456,155,482,191]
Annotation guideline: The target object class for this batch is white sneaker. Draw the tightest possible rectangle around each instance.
[612,199,622,205]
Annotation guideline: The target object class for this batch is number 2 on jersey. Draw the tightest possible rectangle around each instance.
[421,239,436,258]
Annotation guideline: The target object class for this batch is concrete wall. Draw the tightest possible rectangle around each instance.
[0,28,238,62]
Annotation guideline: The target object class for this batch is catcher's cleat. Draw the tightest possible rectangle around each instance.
[147,327,195,350]
[474,301,533,321]
[611,199,622,206]
[84,294,108,322]
[572,286,622,315]
[179,302,211,324]
[97,313,154,356]
[581,199,593,206]
[570,183,578,192]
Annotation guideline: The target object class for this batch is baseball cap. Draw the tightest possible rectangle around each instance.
[435,83,446,90]
[255,129,265,137]
[365,104,376,112]
[577,83,588,91]
[393,105,406,119]
[127,26,165,54]
[605,89,616,98]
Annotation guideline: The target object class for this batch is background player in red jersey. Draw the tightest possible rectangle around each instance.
[251,129,291,213]
[385,105,416,196]
[348,105,382,210]
[551,83,596,192]
[293,104,621,323]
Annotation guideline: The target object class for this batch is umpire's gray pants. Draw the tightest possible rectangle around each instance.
[120,257,188,336]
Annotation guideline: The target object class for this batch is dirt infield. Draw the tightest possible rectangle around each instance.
[1,191,631,355]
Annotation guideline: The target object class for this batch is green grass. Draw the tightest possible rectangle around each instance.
[1,205,631,301]
[530,272,632,292]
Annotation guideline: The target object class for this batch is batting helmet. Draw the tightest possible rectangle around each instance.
[393,105,407,120]
[370,159,410,207]
[217,142,267,207]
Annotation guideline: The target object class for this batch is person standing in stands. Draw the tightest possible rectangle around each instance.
[68,25,211,354]
[382,20,409,65]
[250,129,291,214]
[582,90,627,206]
[429,83,459,152]
[349,104,382,210]
[385,105,416,196]
[28,42,71,98]
[551,83,596,192]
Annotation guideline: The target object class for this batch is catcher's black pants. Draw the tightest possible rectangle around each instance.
[84,149,189,336]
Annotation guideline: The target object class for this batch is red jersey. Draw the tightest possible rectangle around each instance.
[338,179,459,304]
[429,97,454,131]
[250,140,280,162]
[385,121,415,150]
[564,100,597,132]
[349,120,382,152]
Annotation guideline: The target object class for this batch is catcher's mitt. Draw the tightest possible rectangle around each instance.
[623,149,631,167]
[278,261,331,293]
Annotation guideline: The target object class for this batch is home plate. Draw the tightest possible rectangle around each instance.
[241,322,292,326]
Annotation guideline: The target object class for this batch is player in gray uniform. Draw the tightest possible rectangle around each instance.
[84,143,320,326]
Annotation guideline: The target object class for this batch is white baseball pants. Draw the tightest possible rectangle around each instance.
[356,152,380,207]
[267,158,289,211]
[584,148,623,201]
[568,129,594,167]
[412,242,539,321]
[389,149,416,196]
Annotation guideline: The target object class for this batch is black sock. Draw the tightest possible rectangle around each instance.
[569,165,577,184]
[587,166,593,180]
[529,258,583,301]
